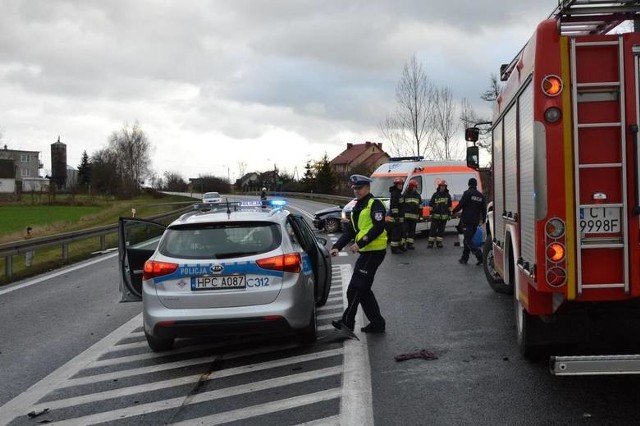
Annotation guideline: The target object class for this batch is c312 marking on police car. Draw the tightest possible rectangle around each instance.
[246,277,271,287]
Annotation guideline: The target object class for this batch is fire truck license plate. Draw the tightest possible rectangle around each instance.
[579,207,620,234]
[192,275,246,290]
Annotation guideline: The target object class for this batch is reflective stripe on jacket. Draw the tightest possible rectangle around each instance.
[403,190,422,221]
[429,190,452,220]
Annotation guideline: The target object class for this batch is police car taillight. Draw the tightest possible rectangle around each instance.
[256,253,301,273]
[143,260,179,280]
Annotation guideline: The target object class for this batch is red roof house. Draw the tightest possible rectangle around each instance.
[330,142,390,177]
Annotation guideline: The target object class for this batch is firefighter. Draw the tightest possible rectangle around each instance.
[402,179,422,250]
[428,179,452,248]
[330,174,388,334]
[451,177,486,265]
[389,177,405,254]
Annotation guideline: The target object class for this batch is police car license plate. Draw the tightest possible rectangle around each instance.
[579,207,621,234]
[192,275,246,290]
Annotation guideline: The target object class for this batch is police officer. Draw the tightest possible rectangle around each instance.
[451,177,486,265]
[260,187,267,208]
[428,179,452,248]
[402,179,422,250]
[331,174,387,334]
[388,177,405,254]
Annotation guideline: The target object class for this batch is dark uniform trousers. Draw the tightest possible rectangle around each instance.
[460,220,482,262]
[389,218,404,249]
[341,249,386,328]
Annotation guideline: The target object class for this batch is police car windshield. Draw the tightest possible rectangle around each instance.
[370,177,396,198]
[159,223,281,259]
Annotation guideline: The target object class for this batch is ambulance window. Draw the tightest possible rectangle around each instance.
[412,176,423,194]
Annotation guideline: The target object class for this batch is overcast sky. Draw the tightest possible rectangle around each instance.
[0,0,559,183]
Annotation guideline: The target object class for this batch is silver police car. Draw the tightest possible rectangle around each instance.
[118,200,332,351]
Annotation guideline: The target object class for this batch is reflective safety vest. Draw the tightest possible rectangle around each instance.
[351,197,388,251]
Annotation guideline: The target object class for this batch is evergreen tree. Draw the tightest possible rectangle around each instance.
[77,150,92,189]
[314,154,337,194]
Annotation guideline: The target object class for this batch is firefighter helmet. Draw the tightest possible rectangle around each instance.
[408,179,418,188]
[393,177,404,185]
[438,179,448,187]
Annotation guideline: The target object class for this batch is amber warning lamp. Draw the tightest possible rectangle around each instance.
[542,75,563,96]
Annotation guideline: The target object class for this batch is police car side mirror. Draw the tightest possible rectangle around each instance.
[466,145,479,169]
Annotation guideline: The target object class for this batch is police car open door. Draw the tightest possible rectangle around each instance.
[118,217,166,302]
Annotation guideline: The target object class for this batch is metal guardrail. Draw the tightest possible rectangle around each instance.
[0,205,193,279]
[0,192,351,280]
[268,191,353,205]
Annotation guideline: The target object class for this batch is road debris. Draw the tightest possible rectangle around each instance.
[394,349,438,362]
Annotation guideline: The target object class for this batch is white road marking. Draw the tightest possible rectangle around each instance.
[0,263,373,426]
[171,389,343,426]
[30,350,344,412]
[47,368,343,425]
[338,264,374,426]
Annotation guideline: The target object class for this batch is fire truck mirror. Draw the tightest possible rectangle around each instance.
[466,145,479,169]
[465,127,479,142]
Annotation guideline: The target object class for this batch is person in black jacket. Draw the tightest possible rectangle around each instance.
[388,177,405,254]
[331,174,388,334]
[451,177,486,265]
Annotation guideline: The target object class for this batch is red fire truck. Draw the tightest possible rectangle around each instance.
[465,0,640,374]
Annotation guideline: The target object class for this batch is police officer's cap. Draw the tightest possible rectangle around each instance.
[350,174,372,188]
[468,177,478,187]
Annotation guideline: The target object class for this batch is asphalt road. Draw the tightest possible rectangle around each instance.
[2,197,640,425]
[366,232,640,425]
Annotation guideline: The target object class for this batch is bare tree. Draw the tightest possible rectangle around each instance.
[380,55,436,158]
[481,74,501,102]
[108,122,152,198]
[431,86,462,160]
[163,171,188,191]
[237,161,247,179]
[460,98,492,153]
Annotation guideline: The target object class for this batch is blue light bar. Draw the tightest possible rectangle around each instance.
[270,199,287,207]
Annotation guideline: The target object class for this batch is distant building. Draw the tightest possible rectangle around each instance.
[330,141,390,177]
[239,172,260,192]
[0,159,16,193]
[0,145,44,193]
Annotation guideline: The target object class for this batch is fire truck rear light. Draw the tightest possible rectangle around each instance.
[544,107,562,123]
[545,219,565,238]
[542,75,563,96]
[547,243,565,262]
[546,267,567,287]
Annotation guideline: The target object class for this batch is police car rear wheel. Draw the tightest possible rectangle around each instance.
[298,306,317,344]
